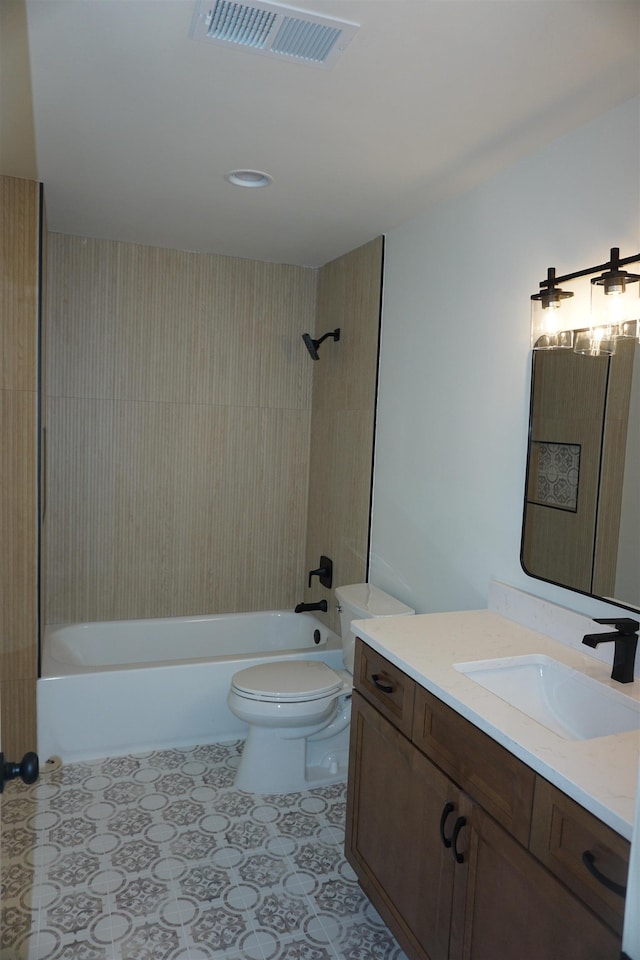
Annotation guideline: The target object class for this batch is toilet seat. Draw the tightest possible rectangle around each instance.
[231,660,344,703]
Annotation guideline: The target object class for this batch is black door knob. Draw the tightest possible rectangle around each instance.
[0,751,39,793]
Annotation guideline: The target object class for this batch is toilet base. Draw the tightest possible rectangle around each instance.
[233,722,350,795]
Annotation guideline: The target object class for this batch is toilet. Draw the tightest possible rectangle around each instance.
[227,583,414,794]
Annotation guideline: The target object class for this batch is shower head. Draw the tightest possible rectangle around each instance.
[302,333,320,360]
[301,328,341,360]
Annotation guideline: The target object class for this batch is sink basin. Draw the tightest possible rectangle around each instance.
[454,654,640,740]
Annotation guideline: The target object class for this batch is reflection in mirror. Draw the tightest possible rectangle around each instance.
[521,336,640,612]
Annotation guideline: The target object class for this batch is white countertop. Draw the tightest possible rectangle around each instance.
[351,608,640,840]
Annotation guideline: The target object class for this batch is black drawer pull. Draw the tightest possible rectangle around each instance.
[451,816,467,864]
[582,850,627,897]
[371,673,394,694]
[439,802,455,848]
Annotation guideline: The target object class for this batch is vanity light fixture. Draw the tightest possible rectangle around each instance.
[591,246,640,296]
[531,246,640,355]
[530,267,575,349]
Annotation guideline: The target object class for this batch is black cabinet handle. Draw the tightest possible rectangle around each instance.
[582,850,627,897]
[371,674,394,694]
[451,816,467,864]
[439,802,455,848]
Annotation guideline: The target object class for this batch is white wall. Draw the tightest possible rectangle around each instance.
[371,96,640,616]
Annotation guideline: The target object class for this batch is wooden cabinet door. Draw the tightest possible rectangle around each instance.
[530,776,629,936]
[451,800,621,960]
[412,685,534,846]
[346,691,460,960]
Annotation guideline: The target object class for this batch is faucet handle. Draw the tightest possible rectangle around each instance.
[593,618,639,636]
[308,555,333,589]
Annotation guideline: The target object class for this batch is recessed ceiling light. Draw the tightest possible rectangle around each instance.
[225,169,272,188]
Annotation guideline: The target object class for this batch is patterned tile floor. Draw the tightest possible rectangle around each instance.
[1,741,408,960]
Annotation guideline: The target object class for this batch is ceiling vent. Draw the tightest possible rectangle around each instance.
[190,0,358,67]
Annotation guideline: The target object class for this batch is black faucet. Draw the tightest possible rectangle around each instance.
[582,618,638,684]
[308,556,333,590]
[294,600,328,614]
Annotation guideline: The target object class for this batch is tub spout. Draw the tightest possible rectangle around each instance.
[294,600,328,613]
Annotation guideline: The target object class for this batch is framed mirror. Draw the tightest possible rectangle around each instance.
[521,335,639,613]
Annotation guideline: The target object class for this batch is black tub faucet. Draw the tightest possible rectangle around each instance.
[294,600,328,614]
[582,618,638,684]
[308,556,333,590]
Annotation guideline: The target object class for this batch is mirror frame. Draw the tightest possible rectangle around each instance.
[520,344,640,615]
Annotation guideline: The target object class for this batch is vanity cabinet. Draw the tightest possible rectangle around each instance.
[346,639,628,960]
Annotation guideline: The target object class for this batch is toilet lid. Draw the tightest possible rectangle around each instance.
[231,661,343,702]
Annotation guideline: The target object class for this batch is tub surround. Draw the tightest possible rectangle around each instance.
[46,235,382,628]
[302,237,384,636]
[351,584,639,840]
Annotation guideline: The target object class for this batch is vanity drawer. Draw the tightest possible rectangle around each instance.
[353,639,415,738]
[530,776,630,936]
[412,685,535,846]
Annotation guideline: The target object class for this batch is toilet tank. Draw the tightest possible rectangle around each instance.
[335,583,415,673]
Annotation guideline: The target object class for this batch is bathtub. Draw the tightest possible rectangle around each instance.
[37,611,344,764]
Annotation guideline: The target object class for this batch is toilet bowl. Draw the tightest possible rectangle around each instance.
[227,584,414,794]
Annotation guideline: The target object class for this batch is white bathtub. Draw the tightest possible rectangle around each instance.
[37,611,344,764]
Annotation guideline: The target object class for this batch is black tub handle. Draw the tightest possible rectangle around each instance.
[439,802,455,848]
[371,674,394,694]
[451,816,467,864]
[582,851,627,897]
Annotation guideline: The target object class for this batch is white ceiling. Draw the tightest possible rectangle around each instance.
[20,0,640,267]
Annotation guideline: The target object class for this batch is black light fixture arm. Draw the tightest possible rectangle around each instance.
[535,247,640,291]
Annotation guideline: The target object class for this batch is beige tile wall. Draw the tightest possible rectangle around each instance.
[1,175,41,756]
[46,236,317,622]
[303,237,384,634]
[2,202,380,748]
